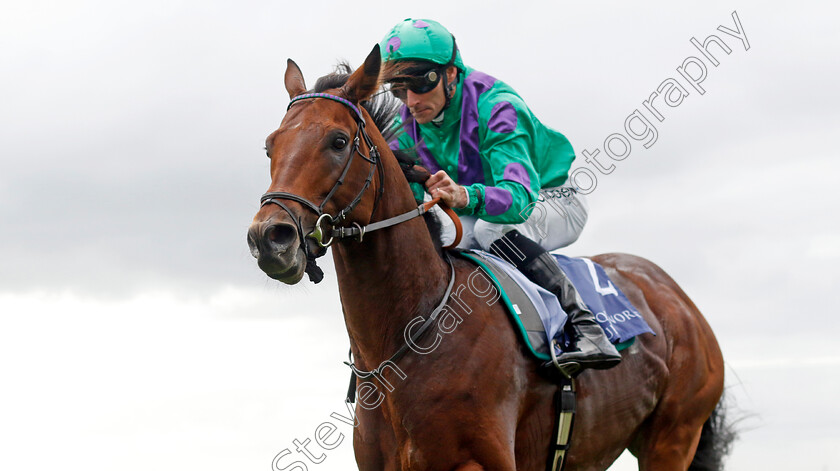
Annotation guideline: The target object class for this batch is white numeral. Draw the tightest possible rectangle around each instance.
[583,258,618,297]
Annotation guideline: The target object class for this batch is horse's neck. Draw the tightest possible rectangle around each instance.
[331,167,448,369]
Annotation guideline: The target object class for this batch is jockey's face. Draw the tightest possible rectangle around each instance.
[397,65,458,124]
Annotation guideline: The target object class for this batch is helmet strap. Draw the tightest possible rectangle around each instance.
[440,35,459,112]
[428,34,460,121]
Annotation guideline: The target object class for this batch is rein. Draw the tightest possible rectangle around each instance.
[260,91,462,282]
[345,251,457,402]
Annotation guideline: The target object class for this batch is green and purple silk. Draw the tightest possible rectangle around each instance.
[382,18,577,224]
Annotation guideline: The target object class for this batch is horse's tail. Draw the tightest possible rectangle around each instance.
[687,391,738,471]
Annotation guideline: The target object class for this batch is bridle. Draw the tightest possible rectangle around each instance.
[261,91,462,392]
[259,91,462,283]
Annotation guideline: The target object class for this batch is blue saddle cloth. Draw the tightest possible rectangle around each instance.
[463,250,654,359]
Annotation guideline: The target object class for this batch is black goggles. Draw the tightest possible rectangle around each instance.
[387,68,444,99]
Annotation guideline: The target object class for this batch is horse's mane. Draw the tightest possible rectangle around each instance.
[312,63,444,250]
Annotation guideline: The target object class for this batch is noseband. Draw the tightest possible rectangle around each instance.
[259,92,461,283]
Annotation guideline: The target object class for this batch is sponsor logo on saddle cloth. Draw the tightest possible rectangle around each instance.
[474,251,655,356]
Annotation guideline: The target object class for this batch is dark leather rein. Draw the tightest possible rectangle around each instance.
[260,92,462,283]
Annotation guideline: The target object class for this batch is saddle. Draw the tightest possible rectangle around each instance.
[455,250,653,471]
[454,250,650,372]
[344,250,653,471]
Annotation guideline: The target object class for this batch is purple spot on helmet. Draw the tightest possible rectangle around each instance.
[503,163,531,189]
[387,37,401,53]
[413,20,430,28]
[489,101,517,134]
[484,187,513,216]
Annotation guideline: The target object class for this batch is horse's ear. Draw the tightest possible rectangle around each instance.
[342,44,381,104]
[285,59,307,99]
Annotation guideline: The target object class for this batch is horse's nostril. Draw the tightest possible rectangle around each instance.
[266,223,298,249]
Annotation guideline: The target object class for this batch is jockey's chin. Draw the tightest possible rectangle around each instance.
[409,105,438,124]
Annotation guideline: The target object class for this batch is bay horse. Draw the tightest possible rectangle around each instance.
[248,45,733,470]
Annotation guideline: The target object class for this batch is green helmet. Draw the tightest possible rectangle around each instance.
[379,19,464,70]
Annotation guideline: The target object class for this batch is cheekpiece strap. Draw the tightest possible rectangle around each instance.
[288,93,366,125]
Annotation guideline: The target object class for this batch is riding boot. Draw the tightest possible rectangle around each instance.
[489,231,621,373]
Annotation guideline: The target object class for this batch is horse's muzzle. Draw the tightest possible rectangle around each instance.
[247,220,306,283]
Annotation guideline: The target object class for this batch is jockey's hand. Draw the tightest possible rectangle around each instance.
[425,170,468,209]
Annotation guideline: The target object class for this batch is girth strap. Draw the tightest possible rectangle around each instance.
[547,378,577,471]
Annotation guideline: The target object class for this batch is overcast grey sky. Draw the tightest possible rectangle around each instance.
[1,1,839,470]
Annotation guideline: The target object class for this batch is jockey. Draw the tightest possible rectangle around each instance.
[380,19,621,372]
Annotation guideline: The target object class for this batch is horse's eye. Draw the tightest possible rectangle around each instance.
[332,136,348,150]
[264,147,270,158]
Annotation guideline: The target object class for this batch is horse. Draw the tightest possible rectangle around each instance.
[247,44,733,471]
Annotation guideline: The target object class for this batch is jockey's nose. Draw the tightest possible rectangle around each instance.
[406,89,422,108]
[247,221,298,259]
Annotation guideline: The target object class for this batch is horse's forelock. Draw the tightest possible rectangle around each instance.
[313,62,353,93]
[311,63,401,143]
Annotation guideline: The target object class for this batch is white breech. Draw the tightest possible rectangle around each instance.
[434,184,589,252]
